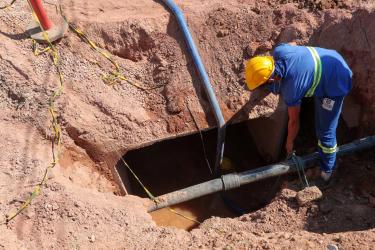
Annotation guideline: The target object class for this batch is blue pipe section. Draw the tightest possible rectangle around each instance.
[160,0,226,174]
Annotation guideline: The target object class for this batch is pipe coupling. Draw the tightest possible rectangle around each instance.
[221,173,241,190]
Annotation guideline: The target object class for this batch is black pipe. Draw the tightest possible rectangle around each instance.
[148,136,375,212]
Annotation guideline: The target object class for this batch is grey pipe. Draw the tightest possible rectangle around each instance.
[160,0,226,174]
[148,136,375,212]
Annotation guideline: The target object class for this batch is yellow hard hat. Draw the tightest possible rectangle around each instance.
[245,56,275,90]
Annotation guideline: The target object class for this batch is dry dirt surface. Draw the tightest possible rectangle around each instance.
[0,0,375,249]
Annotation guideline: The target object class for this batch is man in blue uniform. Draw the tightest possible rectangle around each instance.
[245,44,352,183]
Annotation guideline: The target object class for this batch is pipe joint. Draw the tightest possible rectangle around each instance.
[221,173,241,190]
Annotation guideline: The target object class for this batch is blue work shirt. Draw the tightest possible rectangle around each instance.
[268,44,353,106]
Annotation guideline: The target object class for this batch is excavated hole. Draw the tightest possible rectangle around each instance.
[113,99,354,231]
[115,120,285,231]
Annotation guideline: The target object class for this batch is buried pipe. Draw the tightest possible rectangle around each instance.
[160,0,226,174]
[148,136,375,212]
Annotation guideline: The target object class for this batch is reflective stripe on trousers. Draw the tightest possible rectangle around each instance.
[318,140,337,154]
[315,96,345,173]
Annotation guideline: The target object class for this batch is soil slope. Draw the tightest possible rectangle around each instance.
[0,0,374,249]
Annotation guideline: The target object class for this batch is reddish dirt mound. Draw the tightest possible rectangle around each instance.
[0,0,374,248]
[310,6,375,134]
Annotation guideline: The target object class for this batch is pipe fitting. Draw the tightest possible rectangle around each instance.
[221,173,241,190]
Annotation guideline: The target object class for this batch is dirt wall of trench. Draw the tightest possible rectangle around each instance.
[0,0,374,195]
[1,0,375,249]
[310,6,375,134]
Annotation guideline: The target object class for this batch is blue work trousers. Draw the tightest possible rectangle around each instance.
[314,96,345,173]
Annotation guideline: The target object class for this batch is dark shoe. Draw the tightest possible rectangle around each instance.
[320,171,332,182]
[312,173,336,191]
[312,177,331,191]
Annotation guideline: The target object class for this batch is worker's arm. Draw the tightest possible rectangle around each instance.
[286,105,301,156]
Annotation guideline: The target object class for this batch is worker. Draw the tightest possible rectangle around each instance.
[244,43,352,184]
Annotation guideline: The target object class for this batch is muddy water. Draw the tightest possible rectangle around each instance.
[149,176,282,230]
[150,195,234,230]
[119,121,275,230]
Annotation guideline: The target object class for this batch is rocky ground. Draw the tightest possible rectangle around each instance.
[0,0,374,249]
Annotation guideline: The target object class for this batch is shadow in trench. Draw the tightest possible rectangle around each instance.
[115,120,284,230]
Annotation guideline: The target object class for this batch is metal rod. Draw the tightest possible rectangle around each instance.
[28,0,53,30]
[148,136,375,212]
[160,0,226,175]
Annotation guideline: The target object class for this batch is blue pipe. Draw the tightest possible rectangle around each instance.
[160,0,226,174]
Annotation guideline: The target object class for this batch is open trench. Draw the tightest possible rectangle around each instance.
[113,97,357,231]
[54,0,374,232]
[114,109,290,230]
[1,1,375,248]
[97,8,375,231]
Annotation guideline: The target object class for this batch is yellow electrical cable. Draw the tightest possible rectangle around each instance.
[116,151,201,225]
[2,2,193,226]
[0,0,17,10]
[57,5,164,90]
[4,1,64,224]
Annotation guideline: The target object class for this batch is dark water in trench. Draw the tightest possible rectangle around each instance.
[117,121,282,230]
